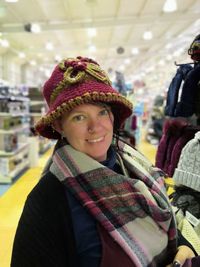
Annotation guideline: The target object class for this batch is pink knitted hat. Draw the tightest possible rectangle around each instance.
[35,56,133,139]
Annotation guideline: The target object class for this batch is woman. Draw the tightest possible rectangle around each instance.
[11,57,195,267]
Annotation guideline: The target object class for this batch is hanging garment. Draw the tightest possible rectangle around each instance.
[155,119,189,174]
[195,80,200,116]
[167,126,200,177]
[131,114,137,130]
[165,63,200,117]
[174,63,200,117]
[155,119,200,177]
[165,64,193,117]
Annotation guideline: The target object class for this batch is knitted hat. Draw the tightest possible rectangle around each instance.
[173,131,200,192]
[35,56,133,139]
[188,34,200,61]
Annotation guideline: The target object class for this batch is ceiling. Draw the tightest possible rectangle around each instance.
[0,0,200,90]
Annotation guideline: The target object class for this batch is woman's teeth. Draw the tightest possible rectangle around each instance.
[87,137,104,143]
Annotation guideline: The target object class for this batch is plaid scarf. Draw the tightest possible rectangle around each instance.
[50,140,177,267]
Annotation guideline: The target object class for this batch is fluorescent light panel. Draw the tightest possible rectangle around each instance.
[163,0,177,13]
[5,0,18,2]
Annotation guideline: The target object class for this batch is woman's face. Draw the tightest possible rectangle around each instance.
[59,103,114,161]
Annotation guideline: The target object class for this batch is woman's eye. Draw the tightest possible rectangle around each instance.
[72,115,85,122]
[99,109,109,116]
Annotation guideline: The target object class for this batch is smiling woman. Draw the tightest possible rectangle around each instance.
[11,56,196,267]
[53,103,114,161]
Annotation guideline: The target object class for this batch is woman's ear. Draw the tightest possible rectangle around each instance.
[52,119,63,134]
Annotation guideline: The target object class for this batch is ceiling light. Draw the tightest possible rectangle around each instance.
[165,43,172,49]
[18,52,26,58]
[39,66,44,72]
[166,54,173,61]
[45,69,51,77]
[55,55,62,62]
[87,28,97,37]
[0,39,9,47]
[163,0,177,13]
[173,48,184,57]
[45,42,54,50]
[89,45,96,53]
[146,66,155,73]
[124,58,131,64]
[37,53,42,58]
[5,0,18,2]
[31,23,41,33]
[131,47,139,55]
[85,0,97,4]
[143,31,153,40]
[24,23,41,33]
[30,60,36,66]
[119,65,125,72]
[158,60,165,66]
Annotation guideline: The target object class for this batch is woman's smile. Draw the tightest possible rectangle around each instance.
[86,136,105,143]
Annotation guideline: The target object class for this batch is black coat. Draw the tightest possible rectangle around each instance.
[11,172,77,267]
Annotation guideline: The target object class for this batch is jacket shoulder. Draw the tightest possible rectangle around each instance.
[28,172,65,202]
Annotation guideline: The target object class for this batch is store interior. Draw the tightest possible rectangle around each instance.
[0,0,200,266]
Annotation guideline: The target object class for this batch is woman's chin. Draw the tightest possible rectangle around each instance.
[87,150,108,162]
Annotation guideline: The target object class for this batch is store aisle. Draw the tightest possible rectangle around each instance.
[138,139,157,165]
[0,140,156,267]
[0,148,53,267]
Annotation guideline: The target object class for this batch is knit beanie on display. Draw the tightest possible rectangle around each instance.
[188,34,200,61]
[173,131,200,192]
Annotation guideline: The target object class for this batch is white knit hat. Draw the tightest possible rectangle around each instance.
[173,131,200,192]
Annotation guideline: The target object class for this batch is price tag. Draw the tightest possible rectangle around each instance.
[186,211,200,227]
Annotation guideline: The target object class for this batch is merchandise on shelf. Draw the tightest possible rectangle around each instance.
[0,85,31,183]
[0,144,29,183]
[0,133,18,152]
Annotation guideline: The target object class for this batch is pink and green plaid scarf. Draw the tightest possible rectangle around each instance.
[50,140,177,266]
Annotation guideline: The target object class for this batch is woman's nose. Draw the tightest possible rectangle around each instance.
[88,117,101,133]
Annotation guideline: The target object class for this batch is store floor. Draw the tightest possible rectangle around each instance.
[0,139,157,267]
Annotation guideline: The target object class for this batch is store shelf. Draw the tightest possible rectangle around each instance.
[0,160,30,184]
[0,95,29,102]
[0,112,30,117]
[0,143,29,156]
[0,88,46,184]
[30,113,42,116]
[0,124,30,134]
[9,159,30,179]
[0,142,30,184]
[30,101,44,106]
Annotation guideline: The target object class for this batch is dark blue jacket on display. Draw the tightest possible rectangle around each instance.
[175,63,200,117]
[165,64,193,117]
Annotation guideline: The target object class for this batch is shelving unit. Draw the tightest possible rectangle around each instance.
[0,86,31,184]
[0,85,53,184]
